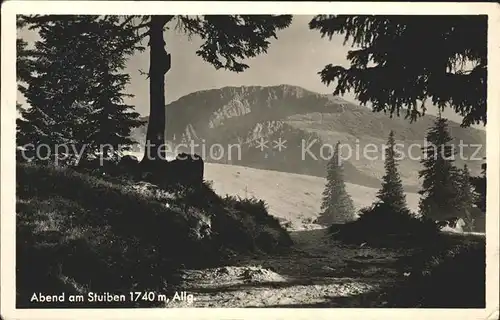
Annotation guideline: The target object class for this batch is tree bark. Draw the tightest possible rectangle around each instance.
[142,16,172,164]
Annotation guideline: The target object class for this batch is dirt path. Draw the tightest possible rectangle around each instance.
[165,228,413,308]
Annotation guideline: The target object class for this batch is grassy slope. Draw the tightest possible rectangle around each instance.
[203,162,421,230]
[16,163,291,308]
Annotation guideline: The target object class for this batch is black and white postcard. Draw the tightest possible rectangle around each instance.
[1,1,499,320]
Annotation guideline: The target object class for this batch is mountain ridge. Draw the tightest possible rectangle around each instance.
[130,84,486,191]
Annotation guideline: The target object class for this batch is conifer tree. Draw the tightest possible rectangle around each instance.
[454,164,477,231]
[309,15,486,127]
[16,36,30,112]
[418,116,459,221]
[17,15,145,164]
[317,141,356,225]
[376,130,408,213]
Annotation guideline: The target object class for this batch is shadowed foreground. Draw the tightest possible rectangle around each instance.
[15,163,292,308]
[168,229,485,308]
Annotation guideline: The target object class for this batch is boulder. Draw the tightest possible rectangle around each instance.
[118,155,139,171]
[165,153,204,186]
[120,154,139,166]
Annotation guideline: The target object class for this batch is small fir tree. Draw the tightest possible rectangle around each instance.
[454,165,477,231]
[317,141,356,225]
[376,130,408,213]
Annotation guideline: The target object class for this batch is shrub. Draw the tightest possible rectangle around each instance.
[218,196,293,253]
[386,235,485,307]
[329,201,440,248]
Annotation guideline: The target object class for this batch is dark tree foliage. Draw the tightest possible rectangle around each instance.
[317,141,356,225]
[17,15,145,164]
[118,15,293,162]
[16,20,30,112]
[453,165,477,231]
[329,201,440,248]
[470,161,486,213]
[16,39,30,90]
[376,130,408,213]
[309,15,487,127]
[418,117,459,221]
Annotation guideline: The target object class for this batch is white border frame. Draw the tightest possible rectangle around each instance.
[2,2,499,319]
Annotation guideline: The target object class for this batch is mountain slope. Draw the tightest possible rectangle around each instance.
[130,85,486,190]
[204,162,421,230]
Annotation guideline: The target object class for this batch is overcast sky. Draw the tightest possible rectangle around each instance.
[17,15,481,128]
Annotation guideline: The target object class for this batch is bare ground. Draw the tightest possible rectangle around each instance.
[166,227,415,308]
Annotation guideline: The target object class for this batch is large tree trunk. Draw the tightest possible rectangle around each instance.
[142,16,172,164]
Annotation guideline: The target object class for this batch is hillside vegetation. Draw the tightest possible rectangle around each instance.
[16,163,292,307]
[116,158,422,230]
